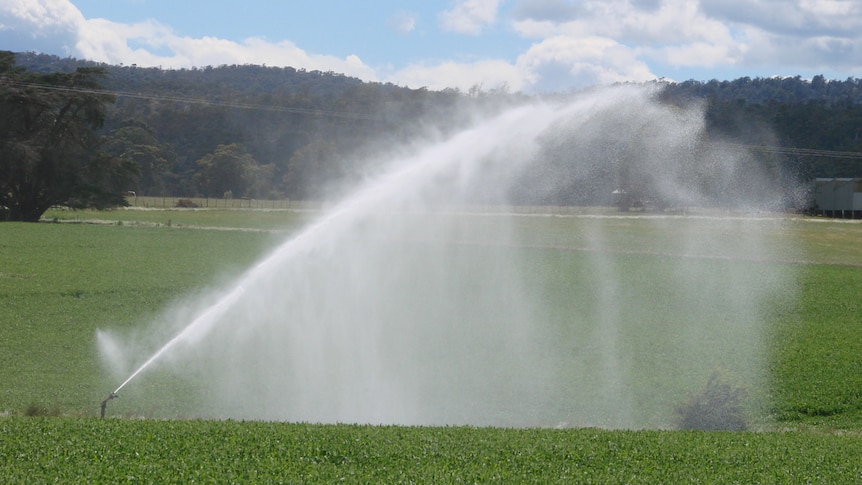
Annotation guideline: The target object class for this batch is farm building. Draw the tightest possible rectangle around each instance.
[813,178,862,219]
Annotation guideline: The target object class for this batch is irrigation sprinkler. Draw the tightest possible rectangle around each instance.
[100,392,118,418]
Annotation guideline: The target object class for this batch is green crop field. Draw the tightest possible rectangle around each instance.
[2,208,861,482]
[2,419,862,483]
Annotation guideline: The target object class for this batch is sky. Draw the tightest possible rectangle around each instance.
[1,0,860,93]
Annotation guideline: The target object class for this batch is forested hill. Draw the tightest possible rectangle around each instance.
[14,51,367,99]
[13,52,502,201]
[18,52,862,105]
[11,52,862,203]
[664,75,862,105]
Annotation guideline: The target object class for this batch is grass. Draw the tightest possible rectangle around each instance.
[769,264,862,428]
[2,419,862,483]
[1,209,861,481]
[43,205,316,231]
[0,222,276,415]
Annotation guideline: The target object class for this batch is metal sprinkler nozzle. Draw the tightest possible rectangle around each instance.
[100,392,118,418]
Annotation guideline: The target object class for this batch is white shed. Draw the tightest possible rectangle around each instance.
[814,178,862,218]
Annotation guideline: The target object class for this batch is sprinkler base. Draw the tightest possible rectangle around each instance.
[100,392,118,418]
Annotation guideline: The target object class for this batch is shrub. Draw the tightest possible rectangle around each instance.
[675,371,748,431]
[24,402,61,417]
[175,198,199,208]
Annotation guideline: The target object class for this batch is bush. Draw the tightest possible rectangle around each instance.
[175,198,199,208]
[675,371,748,431]
[24,402,61,417]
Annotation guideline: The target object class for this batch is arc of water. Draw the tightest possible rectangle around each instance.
[109,101,562,396]
[113,285,246,394]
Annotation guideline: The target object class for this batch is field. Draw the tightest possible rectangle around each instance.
[3,419,862,483]
[2,207,861,482]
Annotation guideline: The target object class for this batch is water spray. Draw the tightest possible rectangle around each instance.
[100,285,247,416]
[98,129,487,411]
[96,88,792,427]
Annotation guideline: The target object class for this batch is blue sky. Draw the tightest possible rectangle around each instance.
[1,0,860,92]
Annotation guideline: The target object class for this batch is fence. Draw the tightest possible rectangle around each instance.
[127,196,323,210]
[125,197,619,215]
[124,197,774,218]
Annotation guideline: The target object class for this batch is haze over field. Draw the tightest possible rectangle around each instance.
[2,0,860,92]
[98,85,798,427]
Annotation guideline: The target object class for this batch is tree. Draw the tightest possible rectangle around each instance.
[193,143,259,198]
[282,139,345,200]
[0,51,136,222]
[101,120,175,196]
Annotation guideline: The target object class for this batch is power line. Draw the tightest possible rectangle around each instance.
[5,78,862,161]
[715,142,862,160]
[0,79,382,121]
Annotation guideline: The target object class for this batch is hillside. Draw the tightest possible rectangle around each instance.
[11,52,862,204]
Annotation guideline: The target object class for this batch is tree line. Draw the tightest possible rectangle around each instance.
[2,51,861,221]
[662,76,862,179]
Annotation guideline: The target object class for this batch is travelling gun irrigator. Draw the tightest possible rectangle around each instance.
[100,392,117,418]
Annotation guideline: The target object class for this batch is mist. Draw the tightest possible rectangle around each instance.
[99,84,797,428]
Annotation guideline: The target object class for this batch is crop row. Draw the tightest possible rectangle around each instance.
[2,418,861,483]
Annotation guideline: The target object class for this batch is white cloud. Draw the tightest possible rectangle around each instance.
[512,0,579,22]
[510,1,727,83]
[3,0,860,95]
[0,0,378,80]
[511,0,862,76]
[0,0,656,92]
[0,0,83,54]
[656,41,746,68]
[439,0,502,35]
[701,0,862,36]
[695,0,862,71]
[516,35,656,91]
[0,0,82,29]
[731,28,862,73]
[799,0,857,17]
[513,0,733,46]
[388,10,417,35]
[386,34,658,93]
[389,59,526,92]
[79,20,378,79]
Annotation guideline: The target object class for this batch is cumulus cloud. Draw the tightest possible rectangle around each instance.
[385,34,658,93]
[511,0,862,76]
[2,0,860,94]
[388,10,417,35]
[513,0,733,46]
[416,0,862,89]
[82,21,377,79]
[512,0,580,22]
[0,0,378,80]
[702,0,862,37]
[691,0,862,71]
[516,36,656,91]
[389,59,526,92]
[0,0,83,55]
[439,0,502,35]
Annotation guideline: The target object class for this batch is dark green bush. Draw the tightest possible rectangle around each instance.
[23,402,61,417]
[175,198,199,208]
[676,372,748,431]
